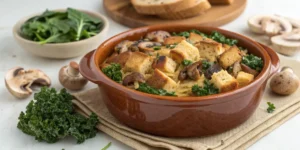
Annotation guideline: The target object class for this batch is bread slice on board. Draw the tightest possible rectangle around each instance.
[131,0,201,15]
[158,0,211,20]
[208,0,234,5]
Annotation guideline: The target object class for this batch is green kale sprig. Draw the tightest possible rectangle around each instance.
[137,83,176,96]
[172,30,238,46]
[209,31,238,46]
[242,54,264,71]
[182,59,193,66]
[102,63,123,82]
[17,87,99,144]
[192,80,219,96]
[267,102,276,113]
[21,8,103,44]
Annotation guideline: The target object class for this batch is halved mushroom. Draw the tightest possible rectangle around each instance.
[271,29,300,56]
[138,41,162,53]
[241,64,258,76]
[187,61,203,80]
[5,67,51,99]
[178,61,203,81]
[114,40,134,53]
[276,15,300,29]
[123,72,145,86]
[145,31,171,43]
[204,64,222,79]
[163,36,185,45]
[106,51,132,67]
[248,15,292,35]
[232,61,242,77]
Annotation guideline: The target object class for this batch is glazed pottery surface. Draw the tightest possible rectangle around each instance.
[79,25,280,137]
[13,9,109,59]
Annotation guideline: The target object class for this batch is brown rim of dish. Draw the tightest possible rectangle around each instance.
[93,24,272,103]
[13,8,109,46]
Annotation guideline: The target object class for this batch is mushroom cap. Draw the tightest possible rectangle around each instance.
[270,68,299,95]
[248,15,292,34]
[138,41,161,53]
[145,30,171,43]
[271,29,300,56]
[5,67,51,99]
[59,62,88,90]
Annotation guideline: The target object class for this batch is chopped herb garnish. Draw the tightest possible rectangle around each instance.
[137,83,176,96]
[192,80,219,96]
[101,142,112,150]
[102,63,122,82]
[166,44,177,49]
[172,31,190,38]
[153,46,161,50]
[227,66,233,73]
[209,31,238,46]
[242,54,264,71]
[202,60,213,71]
[267,102,276,113]
[189,29,208,38]
[182,59,193,66]
[172,30,238,46]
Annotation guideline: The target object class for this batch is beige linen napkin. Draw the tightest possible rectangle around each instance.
[72,55,300,150]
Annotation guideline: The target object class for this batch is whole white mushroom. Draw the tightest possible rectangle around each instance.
[270,67,299,95]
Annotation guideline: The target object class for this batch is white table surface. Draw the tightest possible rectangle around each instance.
[1,0,300,149]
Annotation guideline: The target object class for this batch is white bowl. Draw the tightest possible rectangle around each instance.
[13,9,109,59]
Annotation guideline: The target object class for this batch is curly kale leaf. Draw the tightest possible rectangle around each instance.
[242,54,264,71]
[209,31,238,46]
[137,83,176,96]
[102,63,122,82]
[182,59,193,66]
[192,80,219,96]
[17,87,99,144]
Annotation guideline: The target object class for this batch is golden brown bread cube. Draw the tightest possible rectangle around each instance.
[170,40,200,63]
[222,44,231,51]
[124,52,153,74]
[146,69,177,92]
[164,36,186,45]
[153,56,177,73]
[188,32,204,44]
[218,46,242,69]
[195,40,225,62]
[236,71,254,87]
[210,70,238,92]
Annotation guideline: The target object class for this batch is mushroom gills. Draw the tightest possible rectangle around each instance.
[5,67,51,99]
[248,15,292,34]
[271,29,300,56]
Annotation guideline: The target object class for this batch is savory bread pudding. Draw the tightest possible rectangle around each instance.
[100,30,263,97]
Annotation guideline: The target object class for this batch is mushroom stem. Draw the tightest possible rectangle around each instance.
[67,61,80,76]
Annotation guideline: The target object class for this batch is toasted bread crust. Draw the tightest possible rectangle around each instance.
[158,0,211,20]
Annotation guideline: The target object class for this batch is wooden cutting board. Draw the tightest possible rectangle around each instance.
[103,0,247,28]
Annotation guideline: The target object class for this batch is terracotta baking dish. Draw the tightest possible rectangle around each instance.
[79,25,280,137]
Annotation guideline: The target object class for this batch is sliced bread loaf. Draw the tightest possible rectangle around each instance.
[158,0,211,20]
[131,0,199,15]
[208,0,234,5]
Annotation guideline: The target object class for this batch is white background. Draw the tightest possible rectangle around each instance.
[0,0,300,149]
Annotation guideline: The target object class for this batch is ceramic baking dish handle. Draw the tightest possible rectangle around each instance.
[259,43,280,77]
[79,50,102,84]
